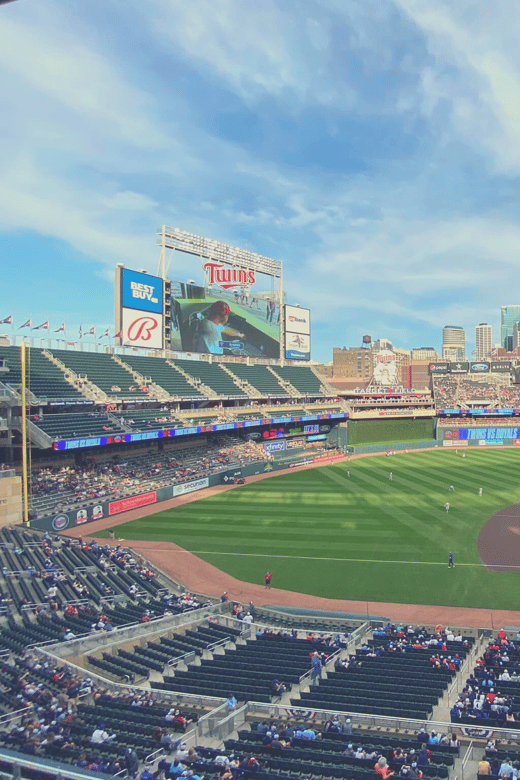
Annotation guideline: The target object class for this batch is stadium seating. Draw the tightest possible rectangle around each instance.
[151,633,329,702]
[32,413,125,441]
[0,346,84,403]
[174,359,247,397]
[119,408,184,431]
[226,364,290,396]
[225,725,456,779]
[119,354,204,399]
[51,350,149,398]
[270,365,324,395]
[224,722,459,780]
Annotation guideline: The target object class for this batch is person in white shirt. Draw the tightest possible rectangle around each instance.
[197,301,245,355]
[91,726,115,744]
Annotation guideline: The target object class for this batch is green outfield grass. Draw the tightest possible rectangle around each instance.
[99,449,520,610]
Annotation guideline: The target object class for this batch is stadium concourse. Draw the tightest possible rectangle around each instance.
[62,452,520,630]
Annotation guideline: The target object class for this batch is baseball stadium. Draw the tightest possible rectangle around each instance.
[0,228,519,780]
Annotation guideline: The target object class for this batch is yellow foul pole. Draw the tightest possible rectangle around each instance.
[20,341,29,526]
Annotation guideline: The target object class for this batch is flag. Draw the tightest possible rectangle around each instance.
[99,328,110,339]
[0,315,12,326]
[54,323,66,333]
[85,326,96,337]
[78,325,83,339]
[33,320,49,331]
[115,330,122,339]
[18,319,31,329]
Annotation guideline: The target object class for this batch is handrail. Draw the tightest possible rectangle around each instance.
[144,747,165,764]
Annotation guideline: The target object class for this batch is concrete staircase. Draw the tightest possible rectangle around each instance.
[266,366,298,396]
[218,364,259,399]
[167,360,217,400]
[43,350,108,403]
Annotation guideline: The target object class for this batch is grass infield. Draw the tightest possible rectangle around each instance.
[97,449,520,610]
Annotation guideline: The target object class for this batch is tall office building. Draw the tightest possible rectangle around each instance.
[442,325,465,361]
[501,305,520,350]
[475,323,493,361]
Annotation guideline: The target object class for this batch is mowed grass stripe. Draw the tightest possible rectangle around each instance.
[324,467,456,548]
[103,449,520,609]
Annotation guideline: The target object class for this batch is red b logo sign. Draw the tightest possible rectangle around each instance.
[128,316,158,342]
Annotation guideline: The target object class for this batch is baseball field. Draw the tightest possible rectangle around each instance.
[97,449,520,611]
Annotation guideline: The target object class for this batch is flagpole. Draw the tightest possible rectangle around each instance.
[20,341,29,527]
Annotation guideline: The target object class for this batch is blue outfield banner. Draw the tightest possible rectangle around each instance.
[458,427,520,440]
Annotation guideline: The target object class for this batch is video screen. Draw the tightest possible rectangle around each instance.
[169,278,282,358]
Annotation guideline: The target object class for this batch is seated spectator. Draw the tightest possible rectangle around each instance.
[375,757,394,779]
[91,724,115,743]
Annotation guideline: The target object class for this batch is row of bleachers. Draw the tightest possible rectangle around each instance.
[29,437,266,517]
[51,350,148,398]
[432,374,520,411]
[271,365,324,394]
[88,623,241,681]
[229,363,290,395]
[175,358,247,397]
[152,633,331,703]
[295,625,472,720]
[33,413,125,440]
[0,346,83,402]
[223,728,455,778]
[121,354,203,398]
[118,408,184,432]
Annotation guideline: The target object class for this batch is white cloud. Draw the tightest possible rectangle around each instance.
[395,0,520,172]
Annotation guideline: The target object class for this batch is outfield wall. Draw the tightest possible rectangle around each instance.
[347,417,436,445]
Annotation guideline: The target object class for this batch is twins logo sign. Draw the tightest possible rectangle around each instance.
[122,308,163,350]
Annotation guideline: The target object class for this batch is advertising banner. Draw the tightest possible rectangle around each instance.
[109,491,157,515]
[469,362,490,373]
[286,438,305,450]
[458,427,520,440]
[122,308,163,350]
[263,440,286,453]
[491,362,512,372]
[220,468,243,484]
[172,477,209,497]
[285,332,311,361]
[429,362,449,374]
[449,362,469,373]
[349,408,434,419]
[121,269,164,314]
[284,305,310,335]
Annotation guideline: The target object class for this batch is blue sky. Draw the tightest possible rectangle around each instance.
[1,0,520,361]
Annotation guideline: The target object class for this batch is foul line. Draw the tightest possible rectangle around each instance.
[118,545,517,568]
